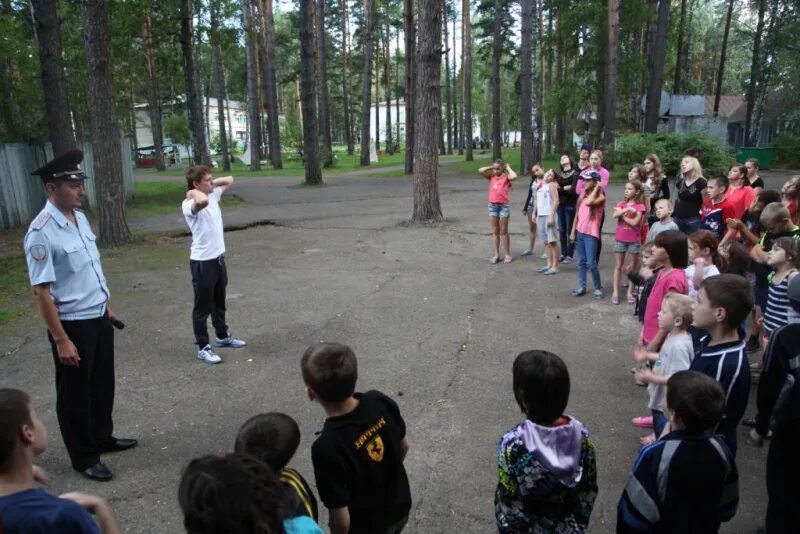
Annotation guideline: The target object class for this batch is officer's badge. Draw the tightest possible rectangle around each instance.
[29,244,47,262]
[366,436,384,462]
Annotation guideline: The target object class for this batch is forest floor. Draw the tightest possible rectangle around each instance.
[2,161,794,532]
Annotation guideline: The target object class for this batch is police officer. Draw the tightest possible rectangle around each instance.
[24,149,137,482]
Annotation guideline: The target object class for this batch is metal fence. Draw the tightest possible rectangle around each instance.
[0,139,134,230]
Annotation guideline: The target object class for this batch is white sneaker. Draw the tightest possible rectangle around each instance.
[197,344,222,364]
[215,333,246,348]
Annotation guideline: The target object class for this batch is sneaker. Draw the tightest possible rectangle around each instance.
[592,289,604,299]
[561,256,573,264]
[197,344,222,364]
[572,287,586,297]
[537,266,550,273]
[216,333,247,348]
[543,268,559,275]
[504,255,513,263]
[540,253,548,260]
[520,249,532,257]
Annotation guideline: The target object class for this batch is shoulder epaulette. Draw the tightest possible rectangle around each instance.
[29,211,51,231]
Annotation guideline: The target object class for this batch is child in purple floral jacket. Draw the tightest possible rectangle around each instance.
[495,350,598,533]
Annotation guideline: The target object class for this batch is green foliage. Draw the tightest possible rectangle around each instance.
[163,114,191,146]
[774,134,800,168]
[615,132,734,177]
[128,181,243,218]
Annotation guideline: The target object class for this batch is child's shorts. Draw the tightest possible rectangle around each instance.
[614,241,641,254]
[488,203,510,218]
[537,215,559,243]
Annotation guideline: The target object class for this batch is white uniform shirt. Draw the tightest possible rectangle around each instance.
[182,187,225,261]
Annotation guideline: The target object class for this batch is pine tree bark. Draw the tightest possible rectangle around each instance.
[81,0,130,246]
[644,0,669,133]
[452,9,459,153]
[533,0,542,161]
[745,0,766,146]
[179,0,210,165]
[443,0,452,155]
[673,0,687,94]
[384,19,393,155]
[317,0,333,166]
[375,57,380,151]
[603,0,619,164]
[520,0,534,172]
[258,0,283,167]
[31,0,75,156]
[490,0,502,160]
[142,8,165,170]
[300,0,322,184]
[210,0,230,170]
[554,3,565,151]
[412,0,443,222]
[341,0,354,155]
[243,0,262,170]
[713,0,734,116]
[403,0,415,172]
[462,0,472,161]
[359,0,375,166]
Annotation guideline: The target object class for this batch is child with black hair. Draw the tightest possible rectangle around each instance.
[495,350,598,533]
[700,176,736,240]
[0,388,120,534]
[235,413,319,521]
[617,371,739,533]
[302,342,411,534]
[690,274,754,456]
[178,453,322,534]
[750,276,800,531]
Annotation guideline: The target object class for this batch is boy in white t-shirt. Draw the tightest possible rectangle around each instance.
[182,166,246,364]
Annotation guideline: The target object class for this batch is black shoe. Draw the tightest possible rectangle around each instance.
[742,417,757,428]
[100,437,138,453]
[79,462,113,482]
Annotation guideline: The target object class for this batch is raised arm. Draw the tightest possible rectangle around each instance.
[478,166,493,179]
[506,164,517,181]
[186,189,209,214]
[213,175,234,191]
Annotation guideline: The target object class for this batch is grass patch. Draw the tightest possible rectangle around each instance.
[128,182,244,218]
[0,255,32,325]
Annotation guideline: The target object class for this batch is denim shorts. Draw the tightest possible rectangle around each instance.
[537,215,559,243]
[488,203,510,218]
[613,241,641,254]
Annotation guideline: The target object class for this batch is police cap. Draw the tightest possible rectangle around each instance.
[31,149,88,182]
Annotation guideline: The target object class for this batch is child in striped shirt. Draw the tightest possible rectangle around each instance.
[762,237,800,339]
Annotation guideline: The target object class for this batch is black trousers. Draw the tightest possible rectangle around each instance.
[48,314,115,471]
[190,255,229,347]
[766,420,800,533]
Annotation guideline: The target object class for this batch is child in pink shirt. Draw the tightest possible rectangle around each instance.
[569,172,606,298]
[642,230,690,345]
[480,159,518,263]
[612,180,647,305]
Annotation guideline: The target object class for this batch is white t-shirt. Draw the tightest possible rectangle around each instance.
[684,263,720,302]
[182,187,225,261]
[648,332,694,411]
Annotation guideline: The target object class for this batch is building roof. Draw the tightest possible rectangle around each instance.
[703,95,746,121]
[134,97,246,111]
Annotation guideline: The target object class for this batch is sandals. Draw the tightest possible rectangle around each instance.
[632,416,653,429]
[504,255,513,264]
[490,255,499,264]
[639,433,657,446]
[611,296,620,305]
[627,295,637,304]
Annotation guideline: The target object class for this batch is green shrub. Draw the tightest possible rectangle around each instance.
[615,132,734,178]
[774,133,800,168]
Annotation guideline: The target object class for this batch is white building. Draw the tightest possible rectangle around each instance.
[133,97,248,157]
[368,98,482,146]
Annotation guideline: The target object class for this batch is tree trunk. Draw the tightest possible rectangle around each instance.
[603,0,619,164]
[224,65,235,161]
[452,8,459,153]
[673,0,687,94]
[713,0,734,116]
[412,0,443,222]
[520,0,534,172]
[375,55,380,152]
[81,0,130,246]
[142,8,165,170]
[259,0,283,168]
[644,0,669,133]
[30,0,74,155]
[243,0,262,170]
[554,4,565,151]
[533,0,542,161]
[745,0,766,146]
[299,0,322,184]
[317,0,333,166]
[360,0,375,166]
[603,0,620,162]
[384,18,393,154]
[443,0,452,155]
[210,0,230,170]
[395,30,401,149]
[490,0,502,160]
[404,0,415,172]
[341,0,354,155]
[462,0,472,160]
[544,6,553,154]
[179,0,210,165]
